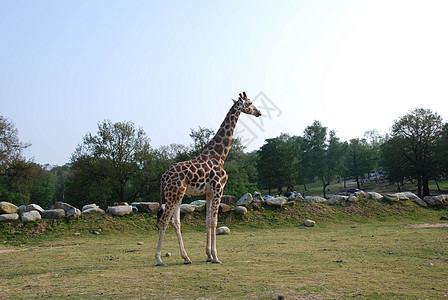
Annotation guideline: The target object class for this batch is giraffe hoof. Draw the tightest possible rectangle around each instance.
[183,260,192,265]
[206,258,212,262]
[211,260,222,264]
[156,262,165,266]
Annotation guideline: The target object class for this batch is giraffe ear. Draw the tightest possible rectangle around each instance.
[232,99,237,104]
[239,93,243,99]
[243,92,247,98]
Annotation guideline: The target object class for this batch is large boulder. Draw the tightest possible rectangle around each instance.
[305,196,328,204]
[294,193,305,201]
[265,196,287,207]
[221,195,235,205]
[305,219,316,227]
[236,193,253,207]
[253,192,264,205]
[217,226,230,235]
[21,210,41,223]
[382,194,399,203]
[23,204,44,214]
[235,206,248,215]
[190,200,207,211]
[367,192,384,201]
[396,192,427,207]
[328,195,349,206]
[107,205,133,216]
[41,209,65,219]
[0,201,18,214]
[130,202,160,213]
[67,208,81,218]
[54,202,77,213]
[180,204,195,214]
[82,207,105,214]
[423,195,448,208]
[219,203,231,213]
[0,213,19,223]
[354,191,368,200]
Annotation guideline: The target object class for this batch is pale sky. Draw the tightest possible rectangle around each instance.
[1,0,448,166]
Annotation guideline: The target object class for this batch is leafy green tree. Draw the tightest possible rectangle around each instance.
[67,120,154,207]
[380,136,412,192]
[345,138,374,190]
[0,116,30,175]
[389,108,443,197]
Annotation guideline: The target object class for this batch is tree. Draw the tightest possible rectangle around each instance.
[380,136,412,192]
[67,120,154,207]
[345,138,374,190]
[0,116,30,175]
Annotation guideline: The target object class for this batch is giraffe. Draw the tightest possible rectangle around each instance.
[155,92,262,266]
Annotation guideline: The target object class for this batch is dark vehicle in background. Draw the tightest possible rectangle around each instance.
[346,188,360,195]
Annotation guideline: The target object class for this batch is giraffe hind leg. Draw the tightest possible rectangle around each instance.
[172,203,192,264]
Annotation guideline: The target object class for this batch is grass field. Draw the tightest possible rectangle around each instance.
[1,201,448,299]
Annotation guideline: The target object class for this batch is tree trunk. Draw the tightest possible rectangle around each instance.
[322,178,327,199]
[435,180,441,192]
[397,182,401,192]
[355,176,361,189]
[422,173,430,197]
[268,188,271,195]
[417,172,422,198]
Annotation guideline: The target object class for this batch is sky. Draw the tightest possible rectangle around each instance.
[1,0,448,166]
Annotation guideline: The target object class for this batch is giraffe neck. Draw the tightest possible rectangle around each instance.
[198,103,241,165]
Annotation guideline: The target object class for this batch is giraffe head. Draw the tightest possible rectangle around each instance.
[233,92,262,117]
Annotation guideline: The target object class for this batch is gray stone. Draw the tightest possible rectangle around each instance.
[253,191,265,206]
[235,206,248,215]
[305,219,316,227]
[41,209,65,219]
[0,213,19,223]
[294,193,305,201]
[82,204,99,212]
[265,196,287,207]
[354,190,368,199]
[305,196,328,204]
[221,195,235,204]
[190,200,207,211]
[219,203,231,213]
[67,208,81,218]
[423,195,448,208]
[179,204,195,214]
[382,194,399,203]
[130,202,160,213]
[217,226,230,235]
[367,192,384,201]
[328,195,349,206]
[0,201,18,214]
[236,193,253,207]
[54,202,77,213]
[107,205,133,216]
[23,204,44,214]
[287,200,295,206]
[82,207,105,214]
[348,195,358,202]
[21,210,41,223]
[397,192,427,207]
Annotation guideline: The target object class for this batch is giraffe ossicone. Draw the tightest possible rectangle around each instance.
[155,92,262,266]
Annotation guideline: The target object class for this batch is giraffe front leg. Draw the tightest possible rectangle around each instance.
[205,195,213,262]
[209,191,222,264]
[155,205,175,266]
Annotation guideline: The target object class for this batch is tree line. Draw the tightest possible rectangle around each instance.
[1,108,447,209]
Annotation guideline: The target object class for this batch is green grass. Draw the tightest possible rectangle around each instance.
[1,201,447,299]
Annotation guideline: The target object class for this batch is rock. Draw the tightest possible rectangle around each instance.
[18,205,26,215]
[382,194,399,203]
[21,210,41,223]
[367,192,384,201]
[328,195,349,206]
[130,202,160,213]
[74,232,81,236]
[179,204,195,214]
[67,208,81,218]
[23,204,44,214]
[398,192,426,207]
[41,209,65,219]
[263,195,273,201]
[190,200,207,211]
[54,202,77,213]
[265,196,287,207]
[0,213,19,223]
[0,201,18,214]
[235,206,248,215]
[253,191,265,205]
[217,226,230,235]
[107,205,133,216]
[287,201,295,206]
[305,219,316,227]
[305,196,328,204]
[137,242,144,245]
[354,190,368,199]
[221,195,235,205]
[236,193,253,207]
[423,195,448,208]
[348,195,358,202]
[82,204,99,212]
[294,193,305,201]
[114,202,129,206]
[82,207,105,214]
[165,252,171,257]
[219,203,231,213]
